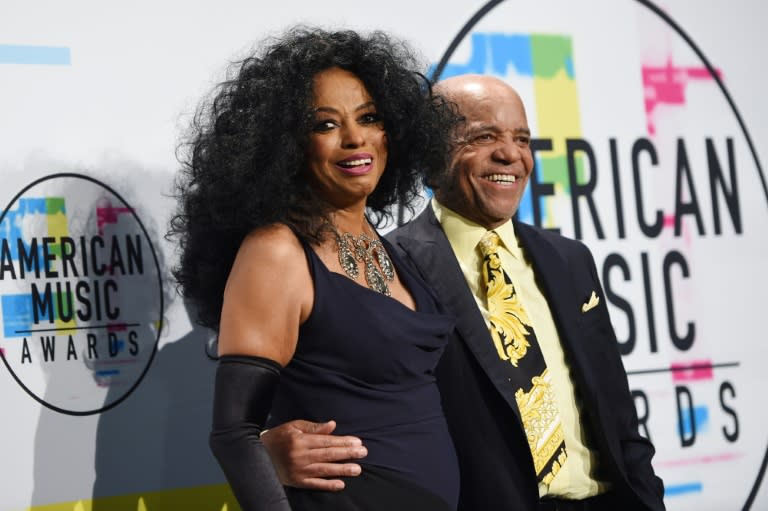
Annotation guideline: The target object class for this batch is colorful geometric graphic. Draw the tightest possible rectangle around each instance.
[642,58,721,136]
[0,197,75,334]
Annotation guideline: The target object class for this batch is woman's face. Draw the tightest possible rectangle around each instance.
[306,67,388,208]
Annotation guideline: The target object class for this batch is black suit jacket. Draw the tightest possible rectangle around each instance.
[387,207,665,511]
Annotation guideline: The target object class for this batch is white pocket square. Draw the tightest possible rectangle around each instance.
[581,291,600,313]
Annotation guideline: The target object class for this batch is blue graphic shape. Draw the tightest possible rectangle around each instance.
[430,33,533,80]
[665,482,703,497]
[679,405,710,436]
[1,294,33,338]
[564,55,575,79]
[111,338,126,354]
[0,45,71,65]
[514,163,538,225]
[0,198,49,261]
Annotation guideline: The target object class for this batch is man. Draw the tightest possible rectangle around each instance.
[263,75,665,511]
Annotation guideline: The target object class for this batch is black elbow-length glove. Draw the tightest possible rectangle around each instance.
[209,355,290,511]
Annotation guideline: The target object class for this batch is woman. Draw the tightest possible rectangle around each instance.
[170,27,459,510]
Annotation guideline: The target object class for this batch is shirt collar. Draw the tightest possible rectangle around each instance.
[431,198,522,260]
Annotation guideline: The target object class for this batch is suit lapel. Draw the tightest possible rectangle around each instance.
[393,209,524,420]
[513,223,578,333]
[513,222,599,402]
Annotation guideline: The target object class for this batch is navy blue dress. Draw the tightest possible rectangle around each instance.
[267,235,459,510]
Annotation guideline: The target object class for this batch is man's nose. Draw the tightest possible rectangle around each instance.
[491,136,521,164]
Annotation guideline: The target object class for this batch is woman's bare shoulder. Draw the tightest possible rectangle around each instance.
[237,223,305,264]
[225,223,311,300]
[219,223,312,362]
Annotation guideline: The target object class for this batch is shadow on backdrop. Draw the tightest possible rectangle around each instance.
[23,170,234,510]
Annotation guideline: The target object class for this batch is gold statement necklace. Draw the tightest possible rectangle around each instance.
[333,223,395,296]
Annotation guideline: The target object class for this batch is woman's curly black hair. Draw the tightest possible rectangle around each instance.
[169,26,457,330]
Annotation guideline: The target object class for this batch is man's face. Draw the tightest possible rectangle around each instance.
[435,81,534,230]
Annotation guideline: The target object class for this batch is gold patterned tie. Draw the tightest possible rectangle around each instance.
[478,230,567,486]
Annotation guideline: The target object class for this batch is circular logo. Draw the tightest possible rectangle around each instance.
[0,173,164,415]
[431,1,768,509]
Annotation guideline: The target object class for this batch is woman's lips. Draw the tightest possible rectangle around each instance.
[336,153,374,175]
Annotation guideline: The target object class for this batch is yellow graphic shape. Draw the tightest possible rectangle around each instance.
[46,199,77,333]
[530,36,584,229]
[534,68,581,155]
[19,483,239,511]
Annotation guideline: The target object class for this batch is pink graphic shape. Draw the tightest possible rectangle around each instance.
[671,359,714,382]
[655,451,741,468]
[642,57,722,136]
[661,215,693,245]
[96,205,134,235]
[107,323,128,333]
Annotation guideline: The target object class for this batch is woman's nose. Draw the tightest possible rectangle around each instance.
[341,124,365,148]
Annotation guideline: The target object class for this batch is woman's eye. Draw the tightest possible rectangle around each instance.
[360,112,381,124]
[312,120,337,132]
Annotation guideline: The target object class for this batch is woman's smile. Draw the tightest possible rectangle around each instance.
[336,152,375,175]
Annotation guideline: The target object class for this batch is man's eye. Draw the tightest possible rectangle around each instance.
[516,135,530,146]
[472,133,495,143]
[312,120,337,132]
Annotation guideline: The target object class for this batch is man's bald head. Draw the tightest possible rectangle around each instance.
[435,74,525,118]
[431,74,533,229]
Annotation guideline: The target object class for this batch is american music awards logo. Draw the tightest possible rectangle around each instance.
[431,1,768,509]
[0,173,164,415]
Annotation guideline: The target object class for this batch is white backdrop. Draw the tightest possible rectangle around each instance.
[1,1,766,510]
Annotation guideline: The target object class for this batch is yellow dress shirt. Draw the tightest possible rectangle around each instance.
[432,199,608,499]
